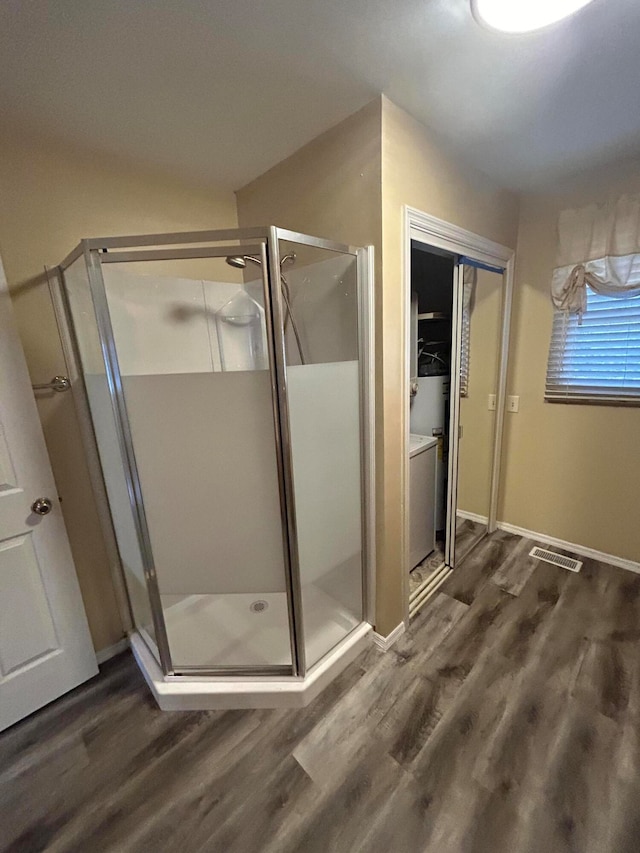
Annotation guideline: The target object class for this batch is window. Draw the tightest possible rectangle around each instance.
[545,286,640,403]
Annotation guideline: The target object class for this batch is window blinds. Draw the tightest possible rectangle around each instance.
[545,287,640,402]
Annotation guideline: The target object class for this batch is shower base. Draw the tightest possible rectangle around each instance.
[130,585,371,710]
[131,622,371,710]
[160,585,361,669]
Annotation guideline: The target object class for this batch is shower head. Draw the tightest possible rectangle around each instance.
[225,250,305,363]
[225,253,296,269]
[225,254,262,269]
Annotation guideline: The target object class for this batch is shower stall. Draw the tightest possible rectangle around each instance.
[53,227,374,709]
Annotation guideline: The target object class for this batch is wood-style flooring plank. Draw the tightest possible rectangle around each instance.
[270,752,411,853]
[441,528,521,605]
[490,534,539,596]
[454,518,487,562]
[2,531,640,853]
[390,591,469,674]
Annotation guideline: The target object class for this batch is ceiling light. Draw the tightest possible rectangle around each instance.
[471,0,596,33]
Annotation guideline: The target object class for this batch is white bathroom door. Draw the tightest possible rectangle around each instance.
[0,258,97,732]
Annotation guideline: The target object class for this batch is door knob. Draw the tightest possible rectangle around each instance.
[31,497,53,516]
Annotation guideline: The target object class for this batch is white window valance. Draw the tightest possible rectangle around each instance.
[551,194,640,317]
[546,194,640,404]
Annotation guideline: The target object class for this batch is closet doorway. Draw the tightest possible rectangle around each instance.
[403,209,515,619]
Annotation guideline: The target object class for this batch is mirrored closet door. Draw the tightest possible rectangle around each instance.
[408,240,509,615]
[451,261,506,564]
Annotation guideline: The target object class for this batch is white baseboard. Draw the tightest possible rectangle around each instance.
[496,521,640,575]
[456,510,489,524]
[95,637,130,665]
[372,622,406,651]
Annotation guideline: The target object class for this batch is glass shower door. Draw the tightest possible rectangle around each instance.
[66,243,296,673]
[272,232,366,669]
[63,255,161,660]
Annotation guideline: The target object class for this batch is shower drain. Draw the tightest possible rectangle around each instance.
[250,600,269,613]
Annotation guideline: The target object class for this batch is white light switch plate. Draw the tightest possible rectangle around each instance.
[507,395,520,413]
[488,394,496,411]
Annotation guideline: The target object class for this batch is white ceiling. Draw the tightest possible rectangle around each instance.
[1,0,640,191]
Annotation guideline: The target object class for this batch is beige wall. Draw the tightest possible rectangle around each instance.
[500,158,640,562]
[236,99,382,253]
[381,97,519,634]
[0,128,238,652]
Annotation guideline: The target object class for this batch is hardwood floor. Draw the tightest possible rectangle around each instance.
[2,531,640,852]
[454,517,488,563]
[409,517,486,596]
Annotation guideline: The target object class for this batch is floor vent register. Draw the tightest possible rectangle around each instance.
[529,546,582,573]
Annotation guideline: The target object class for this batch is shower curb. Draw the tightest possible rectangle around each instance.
[131,623,372,711]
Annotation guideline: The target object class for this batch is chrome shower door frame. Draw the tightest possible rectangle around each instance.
[270,228,375,633]
[58,227,374,679]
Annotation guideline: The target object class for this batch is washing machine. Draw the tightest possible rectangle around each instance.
[409,434,437,569]
[409,375,449,530]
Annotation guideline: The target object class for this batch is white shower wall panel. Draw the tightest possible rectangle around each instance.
[121,371,288,596]
[102,268,248,376]
[287,361,362,589]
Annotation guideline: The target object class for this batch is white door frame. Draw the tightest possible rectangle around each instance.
[403,206,515,621]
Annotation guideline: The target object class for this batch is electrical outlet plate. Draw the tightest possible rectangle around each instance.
[488,394,496,411]
[507,395,520,412]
